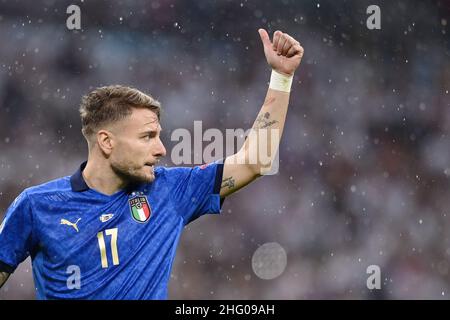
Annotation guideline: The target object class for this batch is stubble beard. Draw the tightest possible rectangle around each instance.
[111,161,155,185]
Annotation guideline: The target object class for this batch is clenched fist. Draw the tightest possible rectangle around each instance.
[258,29,304,76]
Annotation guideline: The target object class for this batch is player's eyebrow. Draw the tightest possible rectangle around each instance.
[139,127,162,135]
[140,129,157,134]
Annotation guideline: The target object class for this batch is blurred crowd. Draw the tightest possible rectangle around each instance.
[0,0,450,299]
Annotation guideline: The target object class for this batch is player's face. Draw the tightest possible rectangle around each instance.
[109,108,166,184]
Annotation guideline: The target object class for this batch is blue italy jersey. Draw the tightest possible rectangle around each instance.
[0,161,224,299]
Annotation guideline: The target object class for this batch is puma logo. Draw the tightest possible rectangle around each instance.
[60,218,81,232]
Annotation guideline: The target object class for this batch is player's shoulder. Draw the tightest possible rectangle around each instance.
[154,165,197,179]
[155,165,189,175]
[24,176,71,198]
[155,161,221,175]
[8,176,72,209]
[154,162,221,184]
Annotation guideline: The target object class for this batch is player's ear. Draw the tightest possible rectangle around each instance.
[96,130,114,155]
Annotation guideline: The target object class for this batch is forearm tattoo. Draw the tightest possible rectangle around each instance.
[254,112,278,129]
[221,176,236,190]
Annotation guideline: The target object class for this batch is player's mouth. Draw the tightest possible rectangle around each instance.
[144,163,155,169]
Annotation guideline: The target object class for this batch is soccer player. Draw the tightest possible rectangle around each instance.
[0,29,303,299]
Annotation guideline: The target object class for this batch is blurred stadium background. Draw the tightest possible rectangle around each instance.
[0,0,450,299]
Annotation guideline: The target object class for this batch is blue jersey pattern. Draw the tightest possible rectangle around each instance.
[0,161,224,299]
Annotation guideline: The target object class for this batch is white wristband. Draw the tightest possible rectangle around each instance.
[269,70,293,92]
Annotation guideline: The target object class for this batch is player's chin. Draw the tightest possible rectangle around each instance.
[126,166,155,184]
[141,165,156,182]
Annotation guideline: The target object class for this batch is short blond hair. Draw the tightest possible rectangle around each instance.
[79,85,161,139]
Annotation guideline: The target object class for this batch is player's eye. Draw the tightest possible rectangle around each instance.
[142,133,156,140]
[141,130,158,140]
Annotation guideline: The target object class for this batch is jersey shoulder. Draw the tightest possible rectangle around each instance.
[153,165,195,182]
[153,165,190,178]
[24,176,72,199]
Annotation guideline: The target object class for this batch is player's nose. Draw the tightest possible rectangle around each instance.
[154,137,166,158]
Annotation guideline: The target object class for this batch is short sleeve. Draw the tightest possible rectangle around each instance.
[0,191,36,273]
[167,160,224,225]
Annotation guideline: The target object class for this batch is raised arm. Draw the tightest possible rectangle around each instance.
[220,29,304,198]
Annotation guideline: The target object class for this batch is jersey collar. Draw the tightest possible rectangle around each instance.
[70,161,149,194]
[70,161,89,192]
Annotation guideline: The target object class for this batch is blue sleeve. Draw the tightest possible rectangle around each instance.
[169,160,224,225]
[0,191,36,273]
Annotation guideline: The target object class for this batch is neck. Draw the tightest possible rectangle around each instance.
[82,159,128,196]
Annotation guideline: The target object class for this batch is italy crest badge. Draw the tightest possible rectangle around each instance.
[129,194,151,223]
